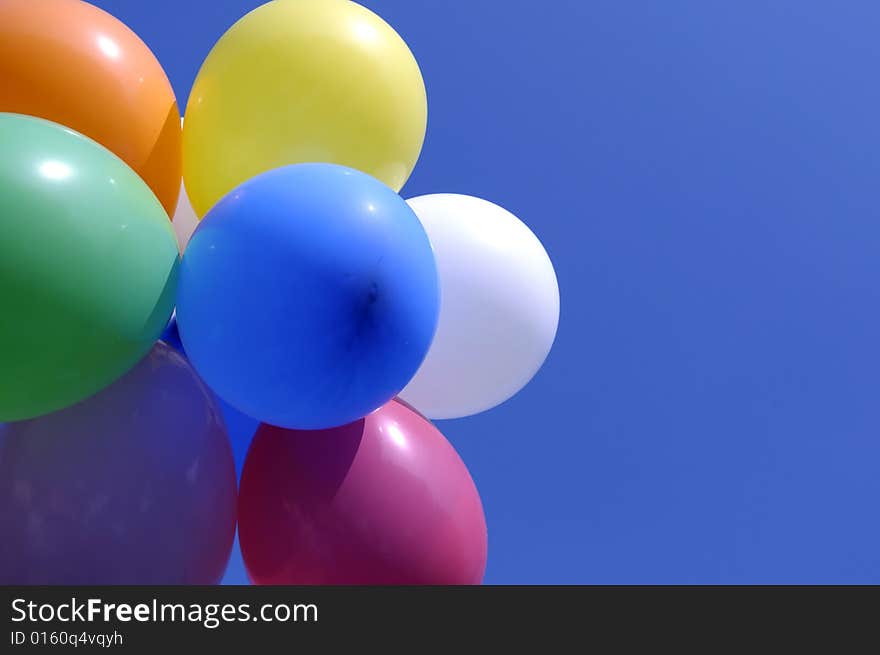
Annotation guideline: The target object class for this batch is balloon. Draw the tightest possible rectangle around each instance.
[182,0,426,217]
[160,316,253,585]
[0,114,178,421]
[400,194,560,419]
[161,316,259,477]
[172,119,199,251]
[177,163,439,430]
[0,342,237,584]
[0,0,181,215]
[171,117,199,254]
[239,399,487,585]
[172,181,199,252]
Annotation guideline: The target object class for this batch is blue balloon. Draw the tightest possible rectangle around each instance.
[160,314,184,352]
[176,164,440,430]
[0,343,237,584]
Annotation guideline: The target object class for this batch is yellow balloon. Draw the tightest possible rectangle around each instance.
[183,0,427,217]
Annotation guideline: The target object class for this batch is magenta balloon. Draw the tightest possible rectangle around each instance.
[239,399,487,585]
[0,342,237,584]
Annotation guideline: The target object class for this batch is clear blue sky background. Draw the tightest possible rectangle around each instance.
[95,0,880,583]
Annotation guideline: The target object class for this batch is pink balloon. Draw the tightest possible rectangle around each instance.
[239,399,487,584]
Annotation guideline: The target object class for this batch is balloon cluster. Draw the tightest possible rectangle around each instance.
[0,0,559,584]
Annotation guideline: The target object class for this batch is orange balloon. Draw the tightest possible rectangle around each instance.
[0,0,181,216]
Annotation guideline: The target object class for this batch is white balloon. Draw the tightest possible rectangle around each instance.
[172,181,198,252]
[173,116,199,253]
[400,194,559,419]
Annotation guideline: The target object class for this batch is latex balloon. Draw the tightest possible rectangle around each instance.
[0,342,237,584]
[162,316,251,585]
[177,163,438,430]
[160,316,256,586]
[172,119,199,251]
[160,313,185,353]
[400,194,560,419]
[0,114,178,422]
[0,0,181,215]
[239,399,487,585]
[183,0,426,217]
[161,316,259,477]
[172,181,199,252]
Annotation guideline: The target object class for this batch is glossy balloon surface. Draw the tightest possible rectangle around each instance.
[0,0,182,215]
[400,194,559,419]
[177,164,438,430]
[183,0,426,216]
[161,316,258,476]
[0,343,237,584]
[172,118,198,251]
[239,399,487,585]
[0,114,178,421]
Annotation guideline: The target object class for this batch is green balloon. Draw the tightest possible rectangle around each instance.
[0,114,179,421]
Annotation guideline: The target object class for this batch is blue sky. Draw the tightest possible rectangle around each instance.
[96,0,880,583]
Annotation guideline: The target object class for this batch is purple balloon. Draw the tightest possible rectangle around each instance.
[0,342,237,584]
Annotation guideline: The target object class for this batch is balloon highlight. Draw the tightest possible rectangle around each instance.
[183,0,426,216]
